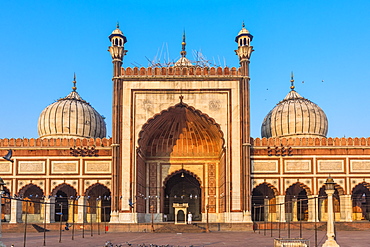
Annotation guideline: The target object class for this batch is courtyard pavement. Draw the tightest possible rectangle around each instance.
[2,229,370,247]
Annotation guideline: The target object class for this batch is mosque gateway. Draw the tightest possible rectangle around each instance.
[0,24,369,226]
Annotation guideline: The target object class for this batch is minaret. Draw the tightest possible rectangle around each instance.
[108,23,127,220]
[235,22,254,220]
[108,23,127,77]
[235,22,254,76]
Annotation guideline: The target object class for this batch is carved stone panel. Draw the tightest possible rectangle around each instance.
[318,160,344,172]
[51,161,78,174]
[351,160,370,172]
[85,161,111,174]
[284,160,311,173]
[18,161,45,174]
[0,161,12,174]
[252,160,278,173]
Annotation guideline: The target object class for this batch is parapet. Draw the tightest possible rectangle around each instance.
[120,66,242,77]
[251,137,370,147]
[0,138,112,148]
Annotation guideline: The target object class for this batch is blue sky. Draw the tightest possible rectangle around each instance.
[1,1,370,139]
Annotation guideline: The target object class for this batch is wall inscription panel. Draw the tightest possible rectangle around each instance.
[0,162,12,174]
[318,160,344,172]
[252,161,278,173]
[284,160,311,173]
[51,161,78,174]
[351,160,370,172]
[85,161,111,174]
[18,161,45,174]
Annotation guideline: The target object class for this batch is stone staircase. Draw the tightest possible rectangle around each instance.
[155,224,205,233]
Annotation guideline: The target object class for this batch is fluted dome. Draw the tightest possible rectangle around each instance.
[38,80,106,139]
[261,87,328,138]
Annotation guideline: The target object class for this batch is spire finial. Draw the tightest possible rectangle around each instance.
[290,71,295,90]
[179,95,184,104]
[242,21,245,28]
[116,21,119,29]
[72,73,77,92]
[180,30,187,57]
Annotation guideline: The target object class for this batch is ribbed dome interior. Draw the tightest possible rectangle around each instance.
[138,103,224,157]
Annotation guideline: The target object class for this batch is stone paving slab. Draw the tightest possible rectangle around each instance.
[2,229,370,247]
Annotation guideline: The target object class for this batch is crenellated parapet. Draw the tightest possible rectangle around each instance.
[0,138,112,148]
[120,66,242,77]
[252,137,370,147]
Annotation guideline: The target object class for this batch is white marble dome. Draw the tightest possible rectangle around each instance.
[38,83,106,139]
[261,88,328,138]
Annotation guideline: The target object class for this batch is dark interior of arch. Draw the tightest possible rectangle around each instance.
[163,171,201,221]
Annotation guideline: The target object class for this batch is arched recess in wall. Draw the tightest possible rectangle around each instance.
[85,183,111,223]
[51,183,77,222]
[252,182,279,221]
[285,182,311,221]
[318,183,343,221]
[18,183,44,223]
[136,101,226,215]
[351,182,370,221]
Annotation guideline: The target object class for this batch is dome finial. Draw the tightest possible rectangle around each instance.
[242,21,245,28]
[72,73,77,92]
[180,30,187,58]
[290,71,295,90]
[116,21,120,29]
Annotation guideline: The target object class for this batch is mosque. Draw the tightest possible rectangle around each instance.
[0,24,369,225]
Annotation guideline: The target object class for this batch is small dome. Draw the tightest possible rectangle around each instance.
[38,80,106,139]
[174,56,193,67]
[261,88,328,138]
[238,26,250,36]
[235,22,253,42]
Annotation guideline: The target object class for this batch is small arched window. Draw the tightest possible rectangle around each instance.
[239,39,242,46]
[119,39,122,46]
[114,38,118,45]
[243,38,246,46]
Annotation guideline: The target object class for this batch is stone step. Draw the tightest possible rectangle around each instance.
[155,224,205,233]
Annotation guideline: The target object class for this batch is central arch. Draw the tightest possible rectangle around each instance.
[163,170,202,221]
[135,101,226,219]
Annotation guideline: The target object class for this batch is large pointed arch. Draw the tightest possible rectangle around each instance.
[138,101,225,157]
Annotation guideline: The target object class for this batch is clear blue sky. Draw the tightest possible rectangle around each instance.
[1,0,370,139]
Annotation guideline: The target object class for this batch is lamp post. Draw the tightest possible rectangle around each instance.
[322,177,340,247]
[58,203,63,243]
[205,204,210,233]
[0,178,5,247]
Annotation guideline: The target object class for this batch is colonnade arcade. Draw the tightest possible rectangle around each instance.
[1,182,111,224]
[134,102,226,222]
[251,181,370,222]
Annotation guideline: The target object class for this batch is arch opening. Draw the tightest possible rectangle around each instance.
[252,183,277,221]
[163,170,201,222]
[352,182,370,221]
[85,183,111,223]
[18,184,44,223]
[285,183,310,221]
[318,185,341,222]
[52,183,77,222]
